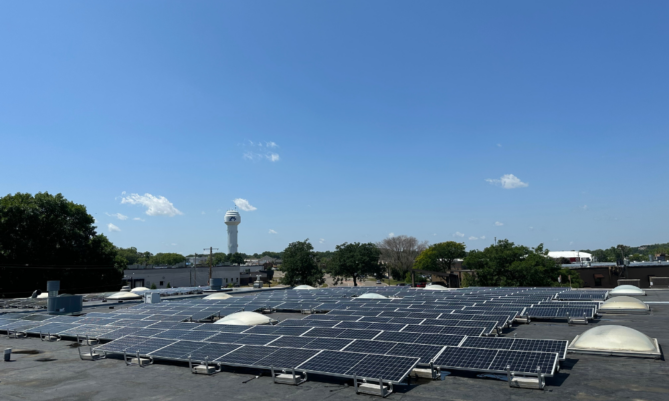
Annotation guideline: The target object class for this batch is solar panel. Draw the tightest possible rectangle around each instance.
[342,340,396,354]
[297,350,367,375]
[129,338,176,355]
[334,321,372,330]
[433,346,499,370]
[402,324,443,334]
[149,340,206,359]
[271,326,312,336]
[146,322,183,330]
[177,331,218,341]
[266,336,314,348]
[213,325,252,333]
[242,325,278,335]
[439,326,486,336]
[98,327,140,340]
[510,339,569,359]
[416,333,465,347]
[337,329,381,340]
[234,334,281,346]
[386,343,444,364]
[216,345,277,365]
[461,337,514,350]
[302,328,345,338]
[374,331,418,343]
[488,350,558,375]
[346,354,419,383]
[256,348,320,369]
[207,333,249,344]
[303,337,353,351]
[151,329,192,340]
[187,343,241,362]
[95,336,149,353]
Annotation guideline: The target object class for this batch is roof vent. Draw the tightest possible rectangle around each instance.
[568,325,660,358]
[357,293,388,299]
[293,285,315,290]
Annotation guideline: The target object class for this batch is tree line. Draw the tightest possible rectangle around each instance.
[278,237,582,288]
[580,243,669,263]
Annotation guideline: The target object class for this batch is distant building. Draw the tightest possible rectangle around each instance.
[547,251,592,263]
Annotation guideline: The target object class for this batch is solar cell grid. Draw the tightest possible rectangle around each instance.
[346,354,419,383]
[439,326,486,336]
[297,350,367,375]
[149,340,205,360]
[302,327,345,338]
[334,321,371,330]
[386,343,444,364]
[342,340,396,354]
[303,337,353,351]
[206,332,249,344]
[336,329,381,340]
[95,336,149,353]
[488,350,557,375]
[374,331,417,343]
[256,348,320,369]
[242,325,278,335]
[402,324,443,334]
[416,333,466,346]
[216,345,277,365]
[266,335,314,348]
[234,334,281,346]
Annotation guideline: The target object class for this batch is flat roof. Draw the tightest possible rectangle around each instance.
[2,290,668,400]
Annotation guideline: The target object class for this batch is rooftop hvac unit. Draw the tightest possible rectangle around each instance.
[144,292,161,303]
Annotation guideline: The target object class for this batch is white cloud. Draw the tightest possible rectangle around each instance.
[171,243,177,246]
[433,233,437,236]
[481,236,486,240]
[453,232,465,238]
[485,174,528,189]
[201,211,206,215]
[469,236,479,240]
[266,141,278,148]
[105,212,128,220]
[121,191,126,195]
[497,143,502,147]
[569,241,574,245]
[233,198,257,212]
[582,205,588,210]
[319,238,325,244]
[107,223,121,232]
[388,232,395,237]
[243,152,255,160]
[267,153,280,162]
[529,226,534,230]
[495,221,504,226]
[269,229,278,234]
[133,217,145,222]
[121,193,183,217]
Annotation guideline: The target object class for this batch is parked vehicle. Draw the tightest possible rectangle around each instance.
[396,283,407,286]
[376,280,382,284]
[414,282,427,288]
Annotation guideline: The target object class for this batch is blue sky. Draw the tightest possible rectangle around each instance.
[1,1,667,255]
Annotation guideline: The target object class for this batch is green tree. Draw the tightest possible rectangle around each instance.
[229,253,245,266]
[0,192,118,265]
[150,253,186,266]
[556,268,584,288]
[166,282,172,288]
[150,283,157,290]
[280,239,324,287]
[116,247,141,265]
[414,241,466,273]
[464,240,561,287]
[328,242,383,287]
[212,252,229,265]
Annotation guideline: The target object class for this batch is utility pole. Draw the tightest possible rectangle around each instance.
[204,247,219,281]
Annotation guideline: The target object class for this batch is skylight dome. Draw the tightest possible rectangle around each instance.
[609,285,645,296]
[293,285,315,290]
[424,285,451,291]
[357,293,388,299]
[105,291,142,300]
[568,325,660,358]
[214,311,276,326]
[130,287,150,293]
[203,292,233,300]
[599,296,649,314]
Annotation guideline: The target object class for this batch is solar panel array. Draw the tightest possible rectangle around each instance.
[0,286,600,385]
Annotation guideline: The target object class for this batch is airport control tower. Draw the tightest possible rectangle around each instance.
[224,210,241,254]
